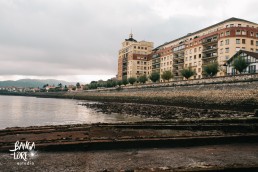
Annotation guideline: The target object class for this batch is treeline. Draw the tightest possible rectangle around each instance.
[86,72,161,90]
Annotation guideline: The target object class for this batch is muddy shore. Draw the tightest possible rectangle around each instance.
[80,102,255,120]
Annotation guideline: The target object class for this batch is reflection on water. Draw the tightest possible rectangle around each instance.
[0,95,144,129]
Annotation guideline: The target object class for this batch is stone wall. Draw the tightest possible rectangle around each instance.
[62,80,258,112]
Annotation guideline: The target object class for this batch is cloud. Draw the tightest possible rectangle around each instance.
[0,0,257,81]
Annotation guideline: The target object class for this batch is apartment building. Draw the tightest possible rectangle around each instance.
[117,33,153,80]
[152,17,258,80]
[118,17,258,81]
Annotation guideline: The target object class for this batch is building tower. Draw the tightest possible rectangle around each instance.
[117,33,154,80]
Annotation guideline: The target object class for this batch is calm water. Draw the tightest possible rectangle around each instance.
[0,95,144,129]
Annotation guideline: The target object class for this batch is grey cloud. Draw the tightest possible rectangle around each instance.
[0,0,257,78]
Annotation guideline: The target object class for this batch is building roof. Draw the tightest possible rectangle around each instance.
[227,50,258,64]
[125,33,137,42]
[154,17,258,50]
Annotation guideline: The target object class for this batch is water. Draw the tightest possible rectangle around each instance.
[0,95,144,129]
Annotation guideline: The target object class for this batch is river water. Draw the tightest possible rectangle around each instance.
[0,95,144,129]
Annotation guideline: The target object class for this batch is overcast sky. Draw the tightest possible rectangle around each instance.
[0,0,257,83]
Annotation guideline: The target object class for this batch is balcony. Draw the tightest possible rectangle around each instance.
[202,38,218,45]
[173,45,185,53]
[203,52,218,60]
[202,47,218,53]
[152,54,160,58]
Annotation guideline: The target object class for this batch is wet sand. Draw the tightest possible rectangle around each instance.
[1,144,258,171]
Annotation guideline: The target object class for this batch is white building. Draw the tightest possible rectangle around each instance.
[226,50,258,75]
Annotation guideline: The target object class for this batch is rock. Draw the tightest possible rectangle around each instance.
[254,109,258,117]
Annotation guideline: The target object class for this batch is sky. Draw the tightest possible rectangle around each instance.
[0,0,257,83]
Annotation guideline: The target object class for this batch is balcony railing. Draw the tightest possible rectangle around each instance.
[202,53,218,60]
[202,47,218,52]
[202,38,218,45]
[152,54,160,58]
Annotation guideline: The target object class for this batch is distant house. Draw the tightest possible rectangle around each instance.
[45,86,56,92]
[226,50,258,75]
[68,85,75,91]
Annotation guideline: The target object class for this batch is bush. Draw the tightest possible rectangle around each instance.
[161,71,173,82]
[138,75,148,84]
[122,76,128,85]
[149,72,160,83]
[181,67,195,80]
[232,56,249,74]
[128,77,137,85]
[204,62,219,77]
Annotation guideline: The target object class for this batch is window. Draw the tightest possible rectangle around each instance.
[236,30,241,35]
[225,48,229,53]
[242,47,246,50]
[226,56,229,60]
[242,30,246,35]
[236,47,240,52]
[236,39,240,44]
[251,40,254,45]
[249,65,256,73]
[238,24,241,27]
[137,61,140,64]
[251,32,254,36]
[230,24,234,27]
[256,33,258,37]
[194,55,196,59]
[242,39,246,44]
[199,54,201,58]
[221,32,224,37]
[250,48,254,52]
[225,39,229,45]
[194,48,197,53]
[220,41,223,46]
[199,47,201,51]
[220,48,223,54]
[256,41,258,46]
[226,31,230,36]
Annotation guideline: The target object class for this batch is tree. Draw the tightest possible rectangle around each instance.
[43,84,49,88]
[138,74,148,84]
[161,71,173,82]
[63,85,68,91]
[128,77,137,85]
[117,80,123,86]
[122,76,128,85]
[203,62,219,77]
[232,55,249,74]
[76,82,81,88]
[58,83,63,88]
[106,79,117,88]
[149,72,160,83]
[181,67,195,80]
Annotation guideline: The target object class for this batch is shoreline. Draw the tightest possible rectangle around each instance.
[1,80,258,113]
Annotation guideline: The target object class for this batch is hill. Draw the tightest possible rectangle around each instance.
[0,79,75,88]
